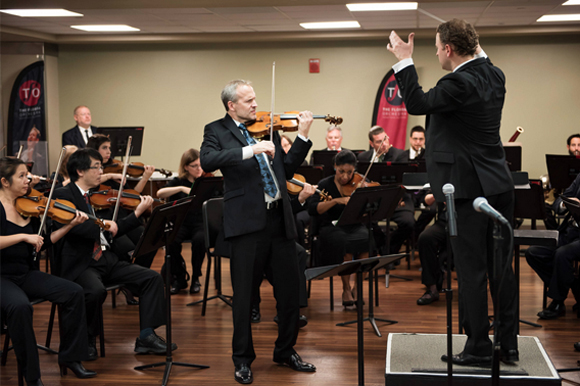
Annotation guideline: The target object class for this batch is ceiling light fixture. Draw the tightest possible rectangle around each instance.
[0,9,83,17]
[71,25,140,32]
[537,14,580,21]
[346,3,418,11]
[563,0,580,5]
[300,21,361,29]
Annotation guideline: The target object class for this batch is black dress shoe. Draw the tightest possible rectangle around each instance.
[417,290,439,305]
[273,314,308,328]
[574,342,580,352]
[59,361,97,378]
[134,332,178,354]
[26,379,44,386]
[441,351,492,367]
[275,353,316,372]
[251,307,261,323]
[537,300,565,319]
[234,364,253,384]
[87,336,98,361]
[501,349,519,364]
[120,288,139,305]
[189,279,201,294]
[170,280,188,295]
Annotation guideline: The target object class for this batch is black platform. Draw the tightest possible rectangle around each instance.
[385,333,560,386]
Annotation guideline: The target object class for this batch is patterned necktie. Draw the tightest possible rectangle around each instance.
[378,153,385,163]
[239,123,279,199]
[84,193,102,261]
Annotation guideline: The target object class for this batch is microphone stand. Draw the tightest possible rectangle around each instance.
[491,221,503,386]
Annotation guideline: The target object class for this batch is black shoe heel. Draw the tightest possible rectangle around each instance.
[59,362,97,379]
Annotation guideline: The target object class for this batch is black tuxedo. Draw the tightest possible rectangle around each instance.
[53,183,166,337]
[357,146,406,163]
[200,113,311,366]
[400,148,425,162]
[62,125,96,148]
[395,57,517,357]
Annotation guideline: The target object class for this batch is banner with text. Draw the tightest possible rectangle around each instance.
[371,69,408,150]
[7,61,46,157]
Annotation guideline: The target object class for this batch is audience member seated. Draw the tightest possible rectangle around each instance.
[307,150,370,307]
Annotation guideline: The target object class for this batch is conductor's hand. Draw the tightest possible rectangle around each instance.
[252,141,275,158]
[297,110,314,138]
[387,31,415,62]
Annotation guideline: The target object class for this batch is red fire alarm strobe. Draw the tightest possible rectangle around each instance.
[309,58,320,73]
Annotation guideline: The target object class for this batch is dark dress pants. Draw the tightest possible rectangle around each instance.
[74,251,166,337]
[166,222,206,280]
[417,219,447,287]
[452,191,517,356]
[1,271,89,381]
[229,205,300,366]
[389,209,415,254]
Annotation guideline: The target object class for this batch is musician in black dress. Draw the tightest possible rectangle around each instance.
[0,157,96,386]
[307,150,369,307]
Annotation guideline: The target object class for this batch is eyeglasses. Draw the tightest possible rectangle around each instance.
[88,165,104,171]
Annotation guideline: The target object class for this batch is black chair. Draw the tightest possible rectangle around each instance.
[307,215,336,310]
[187,197,233,315]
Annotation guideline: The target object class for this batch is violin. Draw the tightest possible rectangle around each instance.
[246,111,343,139]
[89,184,165,211]
[287,173,331,201]
[15,189,110,230]
[339,172,380,197]
[103,159,172,178]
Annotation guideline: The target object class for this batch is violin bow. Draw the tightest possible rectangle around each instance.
[360,134,388,187]
[34,147,67,261]
[112,136,132,223]
[269,61,276,141]
[16,145,24,159]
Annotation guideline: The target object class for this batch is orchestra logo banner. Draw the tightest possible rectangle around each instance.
[7,61,46,156]
[371,69,408,150]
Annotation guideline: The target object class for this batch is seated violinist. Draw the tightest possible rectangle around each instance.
[307,150,370,307]
[86,134,158,272]
[0,157,96,385]
[53,148,175,361]
[156,148,207,294]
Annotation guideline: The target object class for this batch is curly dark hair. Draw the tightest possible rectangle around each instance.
[436,19,479,57]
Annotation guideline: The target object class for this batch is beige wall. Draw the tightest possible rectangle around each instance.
[56,35,580,178]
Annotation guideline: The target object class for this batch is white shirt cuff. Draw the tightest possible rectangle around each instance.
[242,146,254,160]
[392,58,414,73]
[297,134,309,142]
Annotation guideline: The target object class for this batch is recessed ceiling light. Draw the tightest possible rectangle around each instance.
[537,14,580,21]
[0,9,83,17]
[347,3,418,11]
[300,21,361,29]
[563,0,580,5]
[71,25,140,32]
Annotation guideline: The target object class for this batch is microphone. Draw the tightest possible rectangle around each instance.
[442,183,457,237]
[473,197,509,225]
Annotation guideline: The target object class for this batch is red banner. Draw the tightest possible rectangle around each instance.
[371,69,408,150]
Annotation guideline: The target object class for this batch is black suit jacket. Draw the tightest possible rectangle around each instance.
[62,125,96,148]
[53,183,141,281]
[394,57,513,202]
[200,114,311,240]
[357,146,406,163]
[400,148,425,163]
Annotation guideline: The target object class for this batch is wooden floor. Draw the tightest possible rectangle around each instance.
[3,245,580,386]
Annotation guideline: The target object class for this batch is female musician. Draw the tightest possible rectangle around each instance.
[0,157,96,385]
[156,149,206,294]
[307,150,370,307]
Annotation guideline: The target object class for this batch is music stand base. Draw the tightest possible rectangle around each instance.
[186,294,233,307]
[520,318,542,328]
[135,358,209,386]
[337,317,397,337]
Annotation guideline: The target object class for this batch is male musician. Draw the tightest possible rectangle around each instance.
[324,125,343,151]
[357,125,406,163]
[62,106,96,148]
[200,80,315,384]
[387,19,517,366]
[567,133,580,156]
[401,125,426,161]
[53,148,174,360]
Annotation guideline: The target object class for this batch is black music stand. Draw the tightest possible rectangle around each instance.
[306,254,404,386]
[358,162,419,185]
[133,197,209,385]
[546,154,580,191]
[311,150,338,177]
[333,185,405,337]
[97,126,145,157]
[503,144,522,171]
[295,165,325,184]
